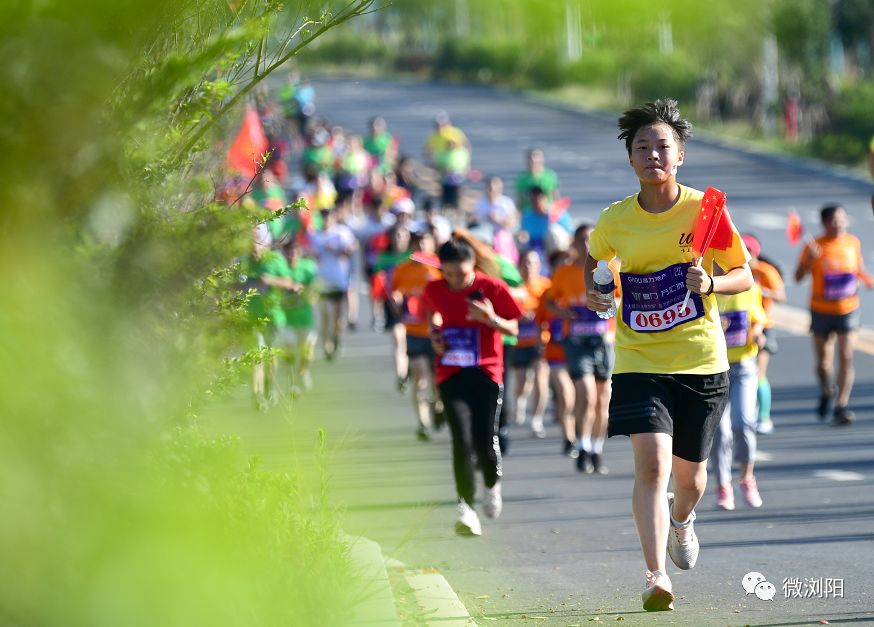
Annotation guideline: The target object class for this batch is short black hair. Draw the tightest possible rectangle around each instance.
[529,185,546,197]
[820,203,843,223]
[574,223,593,238]
[438,238,475,265]
[617,99,693,154]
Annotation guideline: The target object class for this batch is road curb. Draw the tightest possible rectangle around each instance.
[385,557,476,626]
[345,535,401,626]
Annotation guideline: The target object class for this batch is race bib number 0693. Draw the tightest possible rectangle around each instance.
[627,301,698,332]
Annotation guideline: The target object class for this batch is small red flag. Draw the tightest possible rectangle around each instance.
[786,209,804,245]
[227,107,269,178]
[550,196,571,223]
[690,187,733,257]
[410,251,441,268]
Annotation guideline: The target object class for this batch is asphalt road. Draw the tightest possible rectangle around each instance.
[210,78,874,626]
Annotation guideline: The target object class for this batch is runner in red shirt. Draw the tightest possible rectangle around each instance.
[423,238,524,536]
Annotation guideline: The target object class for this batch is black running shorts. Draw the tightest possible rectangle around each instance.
[608,371,729,462]
[810,309,861,336]
[406,334,435,360]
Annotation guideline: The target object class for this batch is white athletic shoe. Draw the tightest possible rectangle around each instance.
[667,493,699,570]
[641,570,674,612]
[455,501,482,536]
[530,416,546,439]
[482,482,503,519]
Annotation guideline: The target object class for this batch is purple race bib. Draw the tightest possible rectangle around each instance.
[620,262,703,333]
[721,310,749,348]
[569,305,609,337]
[548,318,564,343]
[823,272,857,301]
[440,327,480,367]
[518,319,540,342]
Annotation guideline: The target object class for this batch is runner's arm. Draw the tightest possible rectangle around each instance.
[688,263,752,296]
[468,298,519,337]
[858,265,874,289]
[794,243,819,282]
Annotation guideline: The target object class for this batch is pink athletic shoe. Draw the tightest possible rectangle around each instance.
[716,483,735,511]
[739,476,763,508]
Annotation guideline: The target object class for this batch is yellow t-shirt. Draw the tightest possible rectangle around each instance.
[716,284,767,363]
[588,185,751,375]
[426,126,468,155]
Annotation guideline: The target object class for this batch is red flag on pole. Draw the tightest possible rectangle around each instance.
[410,251,441,269]
[227,107,269,178]
[690,187,733,257]
[786,209,804,245]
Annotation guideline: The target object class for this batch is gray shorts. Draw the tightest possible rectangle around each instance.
[563,335,614,381]
[810,309,860,336]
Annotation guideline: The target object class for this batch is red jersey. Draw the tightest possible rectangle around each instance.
[422,273,524,385]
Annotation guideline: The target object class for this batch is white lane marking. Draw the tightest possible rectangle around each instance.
[812,470,865,482]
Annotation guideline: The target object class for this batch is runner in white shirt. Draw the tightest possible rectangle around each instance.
[310,207,358,360]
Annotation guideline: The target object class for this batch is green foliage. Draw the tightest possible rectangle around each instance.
[810,133,867,165]
[771,0,830,79]
[833,80,874,140]
[434,38,525,82]
[816,80,874,164]
[0,0,377,623]
[300,33,394,65]
[565,51,622,87]
[629,52,699,105]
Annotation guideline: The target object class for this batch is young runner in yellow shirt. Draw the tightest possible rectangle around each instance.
[585,99,753,612]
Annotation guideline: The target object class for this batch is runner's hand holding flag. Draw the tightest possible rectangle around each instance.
[679,187,733,311]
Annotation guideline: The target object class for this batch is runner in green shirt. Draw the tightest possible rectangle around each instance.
[276,238,319,395]
[240,229,293,410]
[515,148,559,213]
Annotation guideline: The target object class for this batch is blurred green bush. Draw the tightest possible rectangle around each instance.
[0,0,375,624]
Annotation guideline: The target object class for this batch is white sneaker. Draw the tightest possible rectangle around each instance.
[530,416,546,439]
[756,418,774,434]
[482,482,503,519]
[641,570,674,612]
[667,493,699,570]
[455,501,482,536]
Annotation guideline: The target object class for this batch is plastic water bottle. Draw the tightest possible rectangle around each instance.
[593,260,617,319]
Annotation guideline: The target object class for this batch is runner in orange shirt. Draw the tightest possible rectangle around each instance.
[794,204,873,425]
[391,229,443,440]
[741,234,786,435]
[540,250,577,457]
[512,249,552,438]
[547,224,615,475]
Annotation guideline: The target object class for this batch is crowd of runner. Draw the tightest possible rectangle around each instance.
[232,77,872,613]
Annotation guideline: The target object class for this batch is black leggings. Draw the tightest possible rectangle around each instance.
[438,368,503,505]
